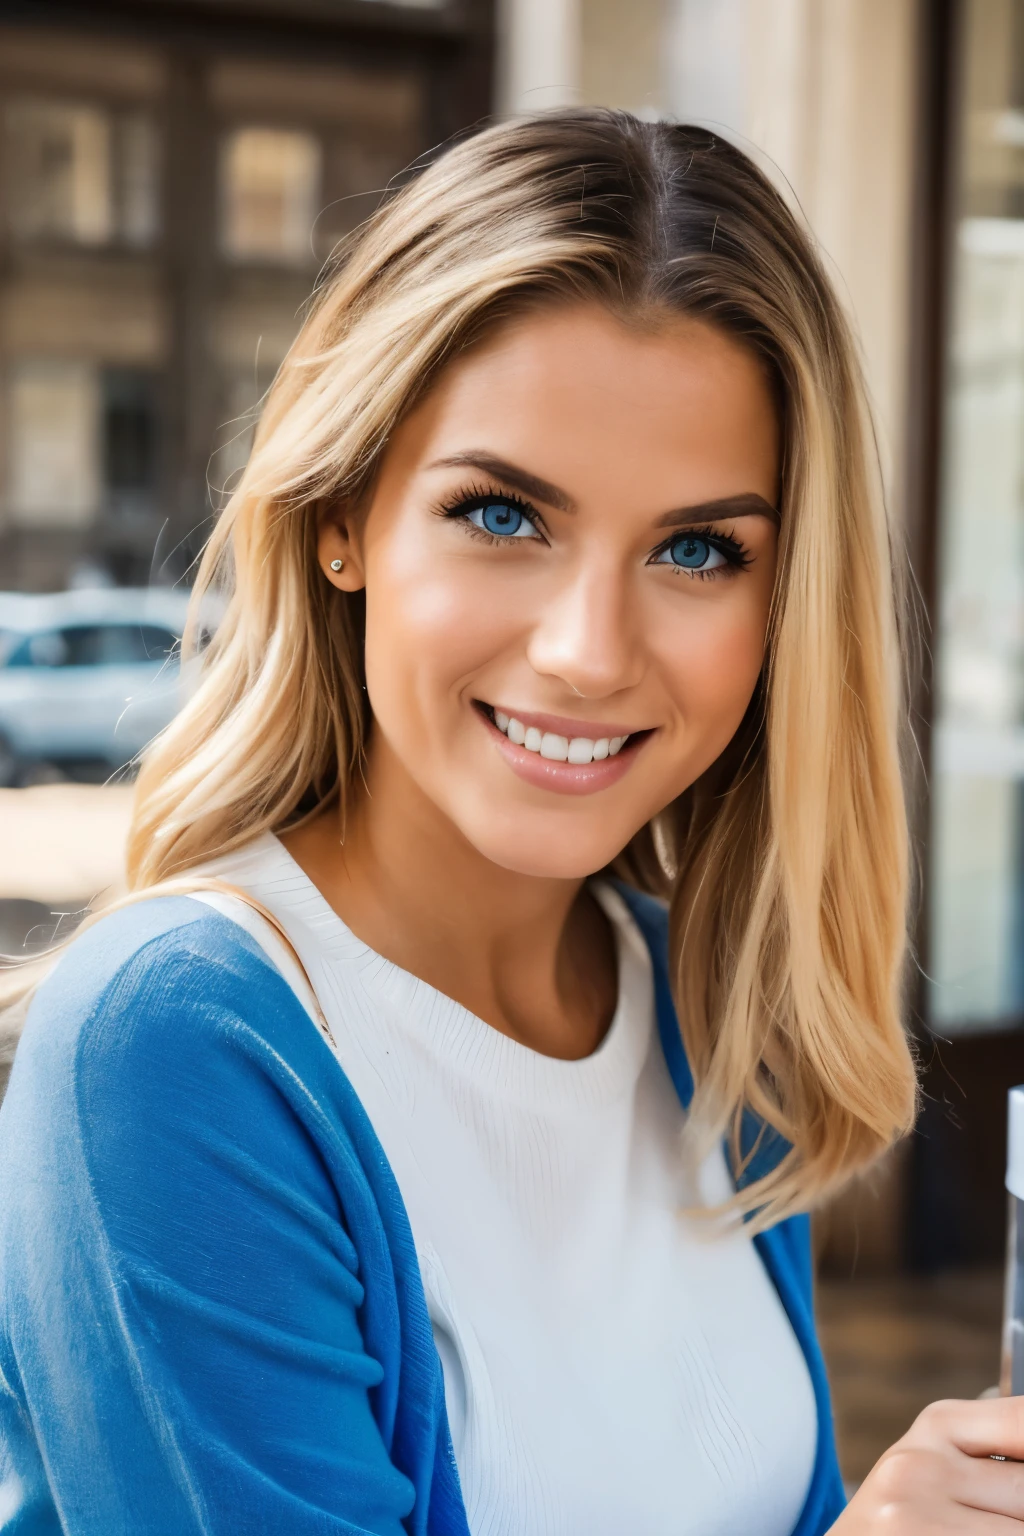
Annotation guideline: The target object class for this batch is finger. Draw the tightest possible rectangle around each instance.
[878,1502,1024,1533]
[960,1513,1024,1532]
[911,1398,1024,1460]
[952,1450,1024,1520]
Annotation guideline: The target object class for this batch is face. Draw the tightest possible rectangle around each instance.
[320,303,780,880]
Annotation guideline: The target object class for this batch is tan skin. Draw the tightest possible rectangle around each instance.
[284,302,1024,1527]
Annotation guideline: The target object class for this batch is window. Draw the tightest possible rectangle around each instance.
[116,112,161,247]
[5,631,69,668]
[6,361,100,529]
[5,96,160,248]
[102,369,160,519]
[929,0,1024,1028]
[5,624,177,668]
[6,98,111,244]
[219,126,321,264]
[5,363,163,532]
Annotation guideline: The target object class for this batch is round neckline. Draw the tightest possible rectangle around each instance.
[207,831,656,1110]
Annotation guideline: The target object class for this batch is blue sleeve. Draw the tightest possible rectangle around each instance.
[0,907,418,1535]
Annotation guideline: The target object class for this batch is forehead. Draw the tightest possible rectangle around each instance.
[398,303,780,508]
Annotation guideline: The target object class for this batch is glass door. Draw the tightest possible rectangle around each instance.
[930,0,1024,1031]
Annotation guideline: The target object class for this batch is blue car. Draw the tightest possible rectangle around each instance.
[0,588,196,784]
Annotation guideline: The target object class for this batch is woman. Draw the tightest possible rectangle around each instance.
[0,110,1020,1535]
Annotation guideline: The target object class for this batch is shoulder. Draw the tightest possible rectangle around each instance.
[20,896,289,1063]
[50,890,273,992]
[0,897,372,1288]
[4,897,335,1166]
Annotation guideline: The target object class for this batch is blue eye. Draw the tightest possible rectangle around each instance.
[654,535,727,572]
[467,501,538,539]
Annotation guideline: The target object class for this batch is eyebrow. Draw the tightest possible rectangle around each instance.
[429,452,575,511]
[652,493,780,529]
[428,452,779,527]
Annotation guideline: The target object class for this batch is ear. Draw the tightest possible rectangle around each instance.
[317,500,366,592]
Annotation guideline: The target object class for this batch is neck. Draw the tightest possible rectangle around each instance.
[280,734,616,1059]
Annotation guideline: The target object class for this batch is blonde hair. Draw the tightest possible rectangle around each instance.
[124,110,915,1224]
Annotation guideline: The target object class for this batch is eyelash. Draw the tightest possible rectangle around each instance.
[650,524,752,581]
[435,482,752,576]
[434,483,545,545]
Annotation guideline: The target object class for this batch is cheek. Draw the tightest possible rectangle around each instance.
[654,587,768,737]
[362,527,519,718]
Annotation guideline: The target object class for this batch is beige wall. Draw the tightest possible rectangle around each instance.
[495,0,581,114]
[581,0,664,115]
[739,0,918,506]
[496,0,918,510]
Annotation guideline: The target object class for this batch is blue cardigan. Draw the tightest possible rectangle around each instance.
[0,891,845,1534]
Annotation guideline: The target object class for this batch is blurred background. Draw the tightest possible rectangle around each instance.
[0,0,1020,1488]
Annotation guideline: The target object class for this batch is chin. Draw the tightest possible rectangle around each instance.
[459,819,629,883]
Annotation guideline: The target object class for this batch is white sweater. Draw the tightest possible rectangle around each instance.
[194,833,817,1536]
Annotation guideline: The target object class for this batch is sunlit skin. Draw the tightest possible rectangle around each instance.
[282,304,779,1060]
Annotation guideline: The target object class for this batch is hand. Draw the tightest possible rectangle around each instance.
[833,1398,1024,1530]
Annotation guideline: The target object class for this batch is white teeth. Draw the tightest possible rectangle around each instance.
[540,732,569,761]
[490,707,630,764]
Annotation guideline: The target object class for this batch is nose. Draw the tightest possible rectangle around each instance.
[525,559,645,700]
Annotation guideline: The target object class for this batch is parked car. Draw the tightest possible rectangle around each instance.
[0,588,197,785]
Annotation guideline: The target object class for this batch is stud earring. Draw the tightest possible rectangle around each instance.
[329,559,344,572]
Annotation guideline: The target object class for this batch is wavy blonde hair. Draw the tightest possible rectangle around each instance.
[123,110,915,1224]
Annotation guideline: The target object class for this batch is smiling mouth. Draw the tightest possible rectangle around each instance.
[475,702,653,765]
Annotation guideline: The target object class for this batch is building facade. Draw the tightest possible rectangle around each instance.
[0,0,492,590]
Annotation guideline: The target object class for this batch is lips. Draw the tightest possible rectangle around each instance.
[474,701,652,794]
[492,707,629,765]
